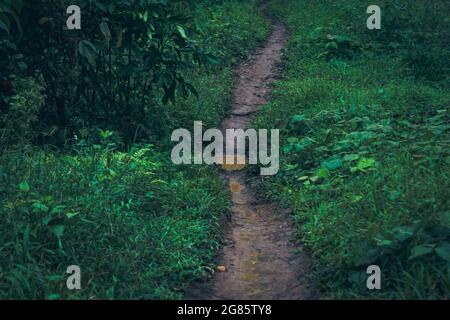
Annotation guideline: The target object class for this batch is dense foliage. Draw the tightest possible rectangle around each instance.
[255,0,449,299]
[1,0,268,146]
[0,0,269,299]
[1,0,448,300]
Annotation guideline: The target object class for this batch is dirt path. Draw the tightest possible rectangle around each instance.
[194,10,318,300]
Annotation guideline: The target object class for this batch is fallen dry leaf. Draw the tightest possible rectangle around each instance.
[217,265,226,272]
[229,181,242,193]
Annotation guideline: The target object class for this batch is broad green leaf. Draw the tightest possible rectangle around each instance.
[66,211,80,219]
[357,157,376,171]
[352,157,376,172]
[375,238,393,247]
[409,245,435,260]
[50,206,66,215]
[78,40,98,66]
[99,22,111,43]
[391,226,415,242]
[283,144,293,154]
[32,201,49,213]
[47,294,61,300]
[176,25,187,39]
[19,181,29,192]
[343,154,360,162]
[204,53,218,65]
[435,242,450,261]
[291,114,306,124]
[287,137,298,144]
[316,168,330,179]
[326,41,338,49]
[0,2,22,38]
[322,158,343,170]
[50,225,65,239]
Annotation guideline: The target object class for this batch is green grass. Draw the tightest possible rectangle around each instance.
[0,0,270,300]
[0,143,229,299]
[254,0,450,299]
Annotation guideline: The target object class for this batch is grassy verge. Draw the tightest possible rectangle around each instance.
[254,0,449,299]
[0,144,229,299]
[0,1,270,299]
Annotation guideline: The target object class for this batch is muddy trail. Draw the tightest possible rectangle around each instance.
[192,8,318,300]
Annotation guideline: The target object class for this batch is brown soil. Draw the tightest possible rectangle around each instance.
[191,8,319,300]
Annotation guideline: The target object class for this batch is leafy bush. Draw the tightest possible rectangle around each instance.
[0,0,23,39]
[1,0,269,147]
[292,1,450,81]
[254,0,450,299]
[0,76,45,146]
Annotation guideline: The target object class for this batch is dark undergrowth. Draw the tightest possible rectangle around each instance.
[0,0,270,299]
[254,0,449,299]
